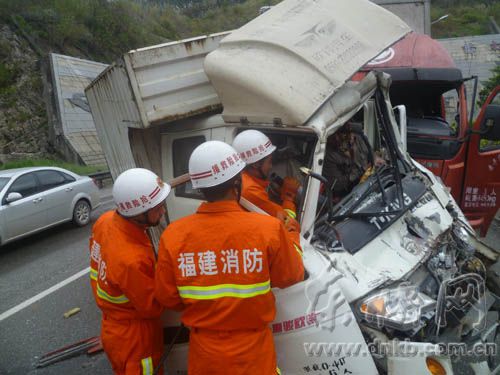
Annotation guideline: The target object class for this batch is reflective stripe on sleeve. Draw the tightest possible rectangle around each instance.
[90,267,98,281]
[283,209,297,219]
[141,356,153,375]
[177,280,271,300]
[96,283,129,304]
[293,243,303,257]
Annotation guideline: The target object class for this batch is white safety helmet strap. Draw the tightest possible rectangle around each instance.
[113,168,171,217]
[232,129,276,165]
[189,141,246,189]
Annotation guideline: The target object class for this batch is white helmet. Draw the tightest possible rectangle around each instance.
[232,130,276,165]
[113,168,171,217]
[189,141,245,189]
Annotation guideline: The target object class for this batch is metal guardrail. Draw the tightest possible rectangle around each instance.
[88,171,112,188]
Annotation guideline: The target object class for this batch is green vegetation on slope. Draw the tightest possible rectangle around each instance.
[431,1,500,38]
[479,65,500,107]
[0,0,279,63]
[0,0,182,62]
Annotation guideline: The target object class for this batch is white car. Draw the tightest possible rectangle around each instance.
[0,166,100,245]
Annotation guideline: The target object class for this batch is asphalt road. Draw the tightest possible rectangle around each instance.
[0,186,498,374]
[0,187,114,374]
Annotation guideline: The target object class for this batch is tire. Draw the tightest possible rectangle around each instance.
[73,199,91,227]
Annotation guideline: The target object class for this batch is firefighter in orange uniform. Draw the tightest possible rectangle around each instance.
[155,141,304,374]
[89,168,171,375]
[232,130,301,232]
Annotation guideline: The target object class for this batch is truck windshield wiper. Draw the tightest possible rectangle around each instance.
[328,168,403,222]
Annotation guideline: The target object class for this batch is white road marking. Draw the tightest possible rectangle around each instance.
[0,267,90,322]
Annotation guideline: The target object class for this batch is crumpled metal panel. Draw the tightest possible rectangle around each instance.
[204,0,411,126]
[50,53,108,166]
[85,63,140,179]
[123,32,229,127]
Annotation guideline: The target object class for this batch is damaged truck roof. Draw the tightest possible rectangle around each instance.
[204,0,411,127]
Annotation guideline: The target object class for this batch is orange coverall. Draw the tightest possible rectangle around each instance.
[241,171,298,219]
[241,171,302,241]
[89,211,164,375]
[155,200,304,374]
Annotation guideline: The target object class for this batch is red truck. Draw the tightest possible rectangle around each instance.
[354,32,500,236]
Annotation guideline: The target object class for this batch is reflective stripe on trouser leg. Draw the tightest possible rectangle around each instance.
[141,356,153,375]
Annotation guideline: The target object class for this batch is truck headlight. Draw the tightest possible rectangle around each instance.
[357,285,435,331]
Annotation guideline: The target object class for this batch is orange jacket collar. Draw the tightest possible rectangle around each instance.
[197,200,245,214]
[242,171,269,189]
[112,211,147,238]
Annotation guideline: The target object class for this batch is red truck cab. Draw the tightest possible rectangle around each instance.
[354,32,500,236]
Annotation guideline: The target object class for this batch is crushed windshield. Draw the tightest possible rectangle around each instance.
[311,90,419,253]
[319,90,410,221]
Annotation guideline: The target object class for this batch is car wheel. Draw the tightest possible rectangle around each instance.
[73,199,91,227]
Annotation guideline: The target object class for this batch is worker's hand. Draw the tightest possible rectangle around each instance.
[280,177,301,202]
[276,211,300,232]
[284,216,300,232]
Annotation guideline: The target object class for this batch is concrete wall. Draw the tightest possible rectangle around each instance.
[438,34,500,118]
[373,0,431,35]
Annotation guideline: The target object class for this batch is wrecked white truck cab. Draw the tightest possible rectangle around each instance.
[86,0,499,374]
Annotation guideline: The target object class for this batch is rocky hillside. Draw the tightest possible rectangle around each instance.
[0,24,48,156]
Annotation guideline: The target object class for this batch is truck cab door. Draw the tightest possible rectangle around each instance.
[461,86,500,236]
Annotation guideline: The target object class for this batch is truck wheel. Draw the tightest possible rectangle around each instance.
[73,199,91,227]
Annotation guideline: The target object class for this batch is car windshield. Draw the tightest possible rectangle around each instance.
[0,177,10,192]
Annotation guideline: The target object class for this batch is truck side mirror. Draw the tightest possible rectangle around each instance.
[479,104,500,141]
